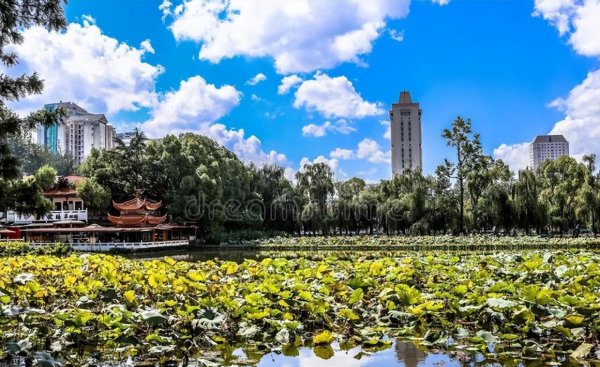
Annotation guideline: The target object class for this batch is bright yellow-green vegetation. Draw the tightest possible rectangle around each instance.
[252,235,600,249]
[1,250,600,365]
[0,241,70,256]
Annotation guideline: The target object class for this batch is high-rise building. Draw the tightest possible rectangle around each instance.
[116,131,136,147]
[529,135,569,170]
[390,91,422,176]
[34,102,116,165]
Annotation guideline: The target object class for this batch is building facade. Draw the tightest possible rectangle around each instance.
[1,175,88,226]
[34,102,116,165]
[116,131,136,147]
[529,135,569,170]
[390,91,422,176]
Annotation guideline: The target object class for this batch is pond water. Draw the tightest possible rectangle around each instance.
[251,341,464,367]
[188,340,576,367]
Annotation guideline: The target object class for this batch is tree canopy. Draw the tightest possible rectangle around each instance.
[0,0,67,215]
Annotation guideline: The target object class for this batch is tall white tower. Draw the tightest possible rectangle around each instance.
[390,91,422,176]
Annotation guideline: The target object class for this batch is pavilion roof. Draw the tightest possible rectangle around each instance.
[108,213,167,227]
[112,198,162,212]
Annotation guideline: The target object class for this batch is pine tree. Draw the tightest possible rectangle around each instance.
[0,0,66,213]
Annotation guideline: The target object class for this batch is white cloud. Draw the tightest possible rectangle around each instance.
[546,69,600,160]
[568,0,600,57]
[142,76,240,136]
[493,143,530,172]
[357,138,390,163]
[208,123,288,165]
[301,123,328,138]
[299,155,345,178]
[142,76,286,165]
[2,17,285,168]
[388,29,404,42]
[533,0,600,57]
[294,72,384,119]
[162,0,410,74]
[330,148,356,159]
[278,75,303,94]
[246,73,267,86]
[4,20,163,116]
[140,39,155,54]
[380,120,391,140]
[494,69,600,170]
[159,0,173,18]
[330,138,390,164]
[301,119,356,137]
[432,0,450,5]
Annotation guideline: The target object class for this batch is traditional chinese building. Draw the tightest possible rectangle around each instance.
[108,194,167,227]
[18,191,197,251]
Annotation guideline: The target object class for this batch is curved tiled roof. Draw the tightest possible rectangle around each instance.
[112,198,162,212]
[107,213,167,227]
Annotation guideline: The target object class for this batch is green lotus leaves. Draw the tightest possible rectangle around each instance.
[312,330,334,345]
[0,249,600,364]
[141,309,167,325]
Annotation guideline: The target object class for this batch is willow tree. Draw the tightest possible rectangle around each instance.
[539,156,587,232]
[514,169,546,234]
[296,163,334,235]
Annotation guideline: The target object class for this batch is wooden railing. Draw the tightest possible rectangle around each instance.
[28,240,190,252]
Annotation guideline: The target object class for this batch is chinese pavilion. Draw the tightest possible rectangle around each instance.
[108,194,167,227]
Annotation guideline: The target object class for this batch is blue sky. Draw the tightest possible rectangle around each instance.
[7,0,600,181]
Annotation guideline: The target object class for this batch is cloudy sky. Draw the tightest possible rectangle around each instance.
[5,0,600,181]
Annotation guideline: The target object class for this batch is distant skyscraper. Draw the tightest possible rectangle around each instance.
[34,102,116,165]
[529,134,569,169]
[390,91,422,176]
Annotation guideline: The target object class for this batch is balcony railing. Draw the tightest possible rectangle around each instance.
[28,240,190,252]
[2,210,88,225]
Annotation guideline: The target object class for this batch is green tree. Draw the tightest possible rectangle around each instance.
[9,136,75,175]
[429,165,459,234]
[252,164,295,231]
[76,178,111,213]
[379,170,431,235]
[296,163,334,235]
[0,0,66,215]
[334,177,365,235]
[467,157,511,231]
[441,117,483,233]
[34,164,57,191]
[514,169,546,234]
[576,154,600,231]
[539,156,587,232]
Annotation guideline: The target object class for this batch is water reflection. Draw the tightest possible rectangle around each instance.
[395,342,428,367]
[248,341,461,367]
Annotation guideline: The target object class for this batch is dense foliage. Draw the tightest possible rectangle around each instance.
[78,121,600,241]
[8,136,75,176]
[0,0,67,216]
[1,251,599,365]
[0,241,70,256]
[243,235,600,249]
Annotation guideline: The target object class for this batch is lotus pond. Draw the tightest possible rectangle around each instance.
[1,248,600,366]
